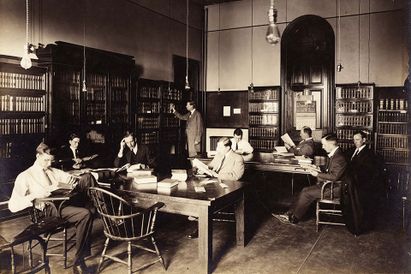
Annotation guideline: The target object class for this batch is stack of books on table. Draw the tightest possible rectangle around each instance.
[171,169,188,181]
[157,178,179,188]
[127,169,154,177]
[131,174,157,184]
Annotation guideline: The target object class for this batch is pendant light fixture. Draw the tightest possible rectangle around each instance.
[217,1,221,93]
[184,0,190,90]
[82,0,87,92]
[248,0,254,92]
[336,0,343,72]
[356,0,361,90]
[20,0,38,70]
[265,0,281,45]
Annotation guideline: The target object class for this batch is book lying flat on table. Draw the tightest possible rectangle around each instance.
[132,175,157,184]
[127,169,153,176]
[171,169,188,181]
[158,178,179,188]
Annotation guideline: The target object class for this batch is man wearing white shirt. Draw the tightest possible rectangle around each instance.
[230,128,254,155]
[9,143,96,274]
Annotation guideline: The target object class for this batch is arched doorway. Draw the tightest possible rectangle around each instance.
[281,15,335,140]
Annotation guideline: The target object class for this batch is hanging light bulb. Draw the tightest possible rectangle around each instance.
[337,63,343,72]
[184,0,190,90]
[266,0,281,45]
[185,75,190,90]
[21,0,37,70]
[248,83,254,93]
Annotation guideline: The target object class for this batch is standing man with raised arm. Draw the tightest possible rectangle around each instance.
[171,101,204,157]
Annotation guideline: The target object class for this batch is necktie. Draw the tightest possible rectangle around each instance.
[215,156,225,173]
[351,149,359,160]
[43,169,54,186]
[235,142,238,151]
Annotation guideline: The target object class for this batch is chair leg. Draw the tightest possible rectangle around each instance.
[151,236,166,270]
[97,238,110,273]
[28,240,33,269]
[63,227,67,269]
[10,246,16,274]
[127,241,132,274]
[316,202,320,232]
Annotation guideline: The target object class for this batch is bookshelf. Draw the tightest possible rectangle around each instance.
[134,79,183,152]
[248,86,281,152]
[375,87,409,166]
[0,55,48,181]
[37,41,134,146]
[335,83,375,151]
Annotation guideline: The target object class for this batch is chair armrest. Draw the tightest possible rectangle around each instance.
[320,180,342,200]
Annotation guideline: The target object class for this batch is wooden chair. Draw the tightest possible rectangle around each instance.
[316,180,345,232]
[88,187,166,274]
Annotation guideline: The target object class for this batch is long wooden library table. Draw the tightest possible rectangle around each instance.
[119,176,248,274]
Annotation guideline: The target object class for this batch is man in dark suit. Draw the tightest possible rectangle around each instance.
[285,126,315,158]
[347,130,379,229]
[274,133,347,224]
[114,131,156,168]
[171,101,204,157]
[57,133,98,170]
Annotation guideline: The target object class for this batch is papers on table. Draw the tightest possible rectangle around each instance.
[295,156,312,164]
[192,158,215,177]
[281,133,296,147]
[274,146,288,153]
[157,178,179,188]
[171,169,188,181]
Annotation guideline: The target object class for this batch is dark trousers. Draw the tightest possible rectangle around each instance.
[291,183,341,220]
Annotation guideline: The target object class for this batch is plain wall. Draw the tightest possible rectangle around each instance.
[205,0,408,91]
[0,0,204,82]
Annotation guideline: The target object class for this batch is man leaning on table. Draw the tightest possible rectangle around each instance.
[273,133,347,224]
[285,126,315,158]
[188,137,245,238]
[8,142,96,274]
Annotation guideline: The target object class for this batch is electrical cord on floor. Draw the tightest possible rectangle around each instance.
[296,227,326,273]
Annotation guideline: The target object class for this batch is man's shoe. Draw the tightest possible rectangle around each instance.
[187,228,198,239]
[272,213,292,224]
[289,214,299,224]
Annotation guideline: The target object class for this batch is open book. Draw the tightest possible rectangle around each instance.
[281,133,296,147]
[192,158,215,177]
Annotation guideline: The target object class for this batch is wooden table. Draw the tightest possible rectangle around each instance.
[120,176,247,274]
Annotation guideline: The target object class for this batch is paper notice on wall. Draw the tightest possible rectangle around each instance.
[223,106,231,117]
[233,108,241,114]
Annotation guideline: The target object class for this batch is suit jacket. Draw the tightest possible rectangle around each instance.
[113,144,155,168]
[317,148,347,183]
[175,110,204,143]
[208,150,244,181]
[346,146,376,191]
[289,138,315,158]
[57,145,84,170]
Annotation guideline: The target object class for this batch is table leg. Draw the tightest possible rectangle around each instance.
[235,193,245,247]
[198,207,212,274]
[291,174,295,195]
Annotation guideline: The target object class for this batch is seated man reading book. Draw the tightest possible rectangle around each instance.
[9,142,97,274]
[283,127,315,158]
[188,137,245,238]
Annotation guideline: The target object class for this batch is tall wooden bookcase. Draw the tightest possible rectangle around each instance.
[248,86,281,152]
[37,41,135,148]
[0,55,48,190]
[134,78,182,154]
[335,83,375,151]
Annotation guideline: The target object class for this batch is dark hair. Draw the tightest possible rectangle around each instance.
[302,126,312,137]
[187,101,197,109]
[219,137,232,148]
[123,131,139,144]
[233,128,243,137]
[322,133,338,145]
[36,142,51,155]
[68,133,80,141]
[353,130,367,139]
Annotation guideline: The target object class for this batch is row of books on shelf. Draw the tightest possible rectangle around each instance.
[56,71,81,84]
[0,95,46,112]
[249,89,280,100]
[84,89,106,101]
[139,86,160,98]
[0,142,12,158]
[160,130,178,142]
[336,87,373,99]
[377,123,408,135]
[0,118,45,135]
[338,142,355,151]
[378,112,408,122]
[377,136,409,149]
[136,117,160,129]
[249,114,279,125]
[110,76,128,88]
[138,102,160,113]
[85,74,107,87]
[139,132,159,144]
[378,149,409,163]
[336,129,371,140]
[85,104,105,118]
[379,98,408,111]
[250,139,277,151]
[162,88,183,101]
[249,102,279,113]
[111,89,128,102]
[0,72,46,90]
[161,117,179,128]
[249,127,279,138]
[336,101,372,113]
[336,114,373,127]
[63,85,80,100]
